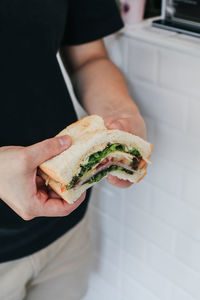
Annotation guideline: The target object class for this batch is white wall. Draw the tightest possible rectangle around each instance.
[84,21,200,300]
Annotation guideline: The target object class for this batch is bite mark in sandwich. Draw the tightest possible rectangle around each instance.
[66,143,146,190]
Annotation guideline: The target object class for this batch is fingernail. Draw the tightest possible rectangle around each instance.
[59,135,72,148]
[109,121,123,130]
[105,121,111,128]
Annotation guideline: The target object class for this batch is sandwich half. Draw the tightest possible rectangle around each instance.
[39,115,153,204]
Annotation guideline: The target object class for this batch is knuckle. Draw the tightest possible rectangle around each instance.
[45,138,60,154]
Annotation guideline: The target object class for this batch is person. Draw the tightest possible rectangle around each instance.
[0,0,146,299]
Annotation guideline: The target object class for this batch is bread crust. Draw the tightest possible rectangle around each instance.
[147,143,153,159]
[39,115,152,185]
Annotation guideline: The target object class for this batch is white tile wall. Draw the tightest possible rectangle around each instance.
[175,233,200,272]
[122,252,172,300]
[121,275,161,300]
[182,169,200,210]
[126,39,159,84]
[159,50,200,97]
[186,98,200,138]
[170,285,197,300]
[146,243,200,300]
[127,79,189,131]
[124,203,176,252]
[60,21,200,300]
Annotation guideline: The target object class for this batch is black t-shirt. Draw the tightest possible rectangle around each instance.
[0,0,123,262]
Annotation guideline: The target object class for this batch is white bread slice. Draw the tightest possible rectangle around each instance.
[39,115,153,186]
[40,168,147,204]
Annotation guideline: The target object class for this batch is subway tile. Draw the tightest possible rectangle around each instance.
[128,79,188,131]
[175,233,200,272]
[121,275,160,300]
[123,181,153,212]
[122,252,172,300]
[170,285,197,300]
[90,229,120,266]
[151,121,200,172]
[146,243,200,300]
[92,252,119,287]
[159,50,200,97]
[88,273,117,300]
[88,207,121,244]
[90,185,123,221]
[105,34,127,71]
[124,206,176,252]
[181,169,200,211]
[145,156,183,197]
[150,185,186,229]
[186,98,200,138]
[122,227,146,260]
[150,186,200,241]
[127,39,158,84]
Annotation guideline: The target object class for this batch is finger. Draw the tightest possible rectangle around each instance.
[108,118,134,134]
[104,116,116,128]
[27,135,72,167]
[106,174,133,188]
[35,191,86,217]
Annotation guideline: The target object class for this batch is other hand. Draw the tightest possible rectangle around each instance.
[0,136,86,220]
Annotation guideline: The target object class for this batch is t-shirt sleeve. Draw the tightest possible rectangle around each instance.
[61,0,124,46]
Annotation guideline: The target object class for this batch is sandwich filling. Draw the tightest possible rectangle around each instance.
[65,143,146,191]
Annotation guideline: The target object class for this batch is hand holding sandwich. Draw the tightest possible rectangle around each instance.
[0,136,86,220]
[0,113,150,219]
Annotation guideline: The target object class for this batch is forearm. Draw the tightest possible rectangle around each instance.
[72,57,140,118]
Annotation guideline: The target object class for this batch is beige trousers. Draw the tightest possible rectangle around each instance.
[0,213,92,300]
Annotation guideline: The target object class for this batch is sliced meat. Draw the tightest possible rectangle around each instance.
[96,157,109,170]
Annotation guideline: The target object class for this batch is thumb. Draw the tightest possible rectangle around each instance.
[27,135,72,167]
